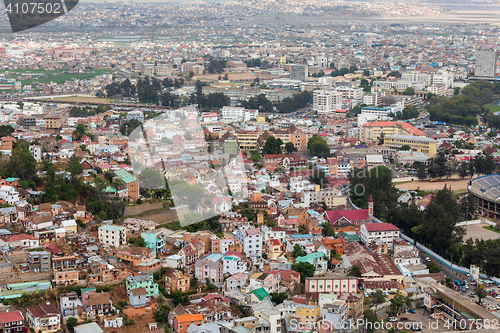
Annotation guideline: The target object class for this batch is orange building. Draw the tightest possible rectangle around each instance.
[54,270,79,285]
[174,313,203,333]
[306,217,321,235]
[265,238,283,259]
[164,268,191,293]
[323,237,344,255]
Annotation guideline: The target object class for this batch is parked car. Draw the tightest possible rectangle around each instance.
[408,309,416,314]
[425,257,431,262]
[411,325,422,331]
[388,317,398,322]
[400,317,409,321]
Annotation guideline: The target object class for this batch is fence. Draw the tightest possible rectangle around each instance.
[347,197,500,284]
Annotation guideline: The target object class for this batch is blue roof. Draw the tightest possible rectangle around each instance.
[289,234,314,239]
[205,253,224,261]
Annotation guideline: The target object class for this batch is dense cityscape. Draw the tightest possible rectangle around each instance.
[0,1,499,333]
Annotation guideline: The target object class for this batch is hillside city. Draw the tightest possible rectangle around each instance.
[1,1,500,333]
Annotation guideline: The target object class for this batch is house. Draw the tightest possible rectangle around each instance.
[195,256,223,285]
[87,292,113,318]
[233,227,262,257]
[98,225,128,247]
[173,313,203,333]
[60,292,79,320]
[81,288,96,307]
[141,230,166,253]
[0,311,24,333]
[225,272,246,293]
[250,298,282,333]
[214,197,231,213]
[359,223,400,250]
[126,275,159,298]
[248,271,281,294]
[26,304,61,333]
[61,220,77,234]
[268,270,300,289]
[295,252,328,275]
[164,268,191,293]
[222,255,246,275]
[247,287,271,303]
[260,226,286,243]
[304,273,359,294]
[265,238,283,259]
[129,288,148,308]
[54,270,79,285]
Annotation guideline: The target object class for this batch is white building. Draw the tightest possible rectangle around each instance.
[60,292,79,320]
[334,86,364,100]
[260,226,286,243]
[225,272,246,292]
[0,186,19,205]
[233,227,262,257]
[359,223,400,250]
[26,304,61,333]
[432,70,454,89]
[222,255,246,275]
[127,110,144,123]
[98,225,128,248]
[313,90,342,115]
[221,106,258,122]
[29,145,42,162]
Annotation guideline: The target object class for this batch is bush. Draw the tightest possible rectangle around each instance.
[136,199,142,205]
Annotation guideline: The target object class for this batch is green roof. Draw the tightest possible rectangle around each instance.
[296,252,325,263]
[342,233,360,242]
[104,186,117,193]
[460,312,476,320]
[139,259,161,266]
[114,169,136,184]
[5,178,18,182]
[248,287,270,301]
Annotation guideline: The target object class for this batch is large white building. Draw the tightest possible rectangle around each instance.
[98,225,128,248]
[221,106,258,122]
[334,86,364,100]
[0,186,19,205]
[475,48,498,78]
[233,227,262,257]
[127,110,144,123]
[432,70,454,89]
[222,255,247,275]
[313,90,342,115]
[359,223,400,250]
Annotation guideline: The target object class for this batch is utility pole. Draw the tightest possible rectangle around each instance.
[466,206,469,235]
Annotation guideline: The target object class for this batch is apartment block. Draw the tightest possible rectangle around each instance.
[98,225,128,248]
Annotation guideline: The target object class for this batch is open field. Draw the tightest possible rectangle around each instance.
[395,178,470,192]
[1,68,110,85]
[464,223,500,242]
[47,96,113,103]
[485,104,500,112]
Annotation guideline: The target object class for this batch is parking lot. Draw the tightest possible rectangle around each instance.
[380,307,458,333]
[464,223,500,242]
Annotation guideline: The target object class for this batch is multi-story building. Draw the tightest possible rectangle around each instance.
[0,186,19,205]
[334,86,364,100]
[359,223,400,250]
[222,255,246,275]
[44,107,69,134]
[289,64,308,81]
[87,292,113,318]
[384,134,437,157]
[126,275,159,298]
[221,106,258,122]
[164,268,190,293]
[301,187,346,207]
[98,225,128,248]
[305,273,359,294]
[60,292,79,320]
[113,169,139,201]
[28,251,51,273]
[195,256,224,285]
[141,64,171,76]
[54,270,79,285]
[29,145,42,162]
[475,47,498,78]
[233,227,262,257]
[52,255,77,271]
[81,287,96,308]
[296,304,320,328]
[127,110,144,123]
[313,90,342,115]
[173,314,203,333]
[26,304,61,333]
[0,311,24,333]
[141,230,166,253]
[359,120,425,142]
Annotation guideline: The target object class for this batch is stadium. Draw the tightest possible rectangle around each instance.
[469,174,500,220]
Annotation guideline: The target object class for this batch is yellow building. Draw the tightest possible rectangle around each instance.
[236,131,263,150]
[385,134,437,157]
[360,120,426,142]
[44,107,69,134]
[296,304,320,327]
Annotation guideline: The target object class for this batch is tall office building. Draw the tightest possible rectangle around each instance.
[289,64,308,81]
[475,48,498,78]
[313,90,342,115]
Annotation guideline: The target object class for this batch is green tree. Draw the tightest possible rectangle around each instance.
[270,292,288,304]
[371,289,386,310]
[322,223,336,237]
[475,286,487,305]
[403,87,415,95]
[120,119,142,136]
[426,261,440,274]
[292,244,306,258]
[285,142,296,154]
[307,135,330,158]
[291,262,316,283]
[66,317,78,333]
[4,146,38,182]
[399,144,412,151]
[263,136,282,154]
[67,155,84,178]
[388,291,405,315]
[347,265,362,277]
[363,309,379,333]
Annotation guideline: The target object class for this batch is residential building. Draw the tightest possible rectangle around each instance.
[195,256,223,285]
[98,225,128,248]
[174,314,203,333]
[225,272,246,293]
[44,107,69,134]
[384,134,437,157]
[29,145,42,162]
[289,64,308,81]
[359,120,426,142]
[251,299,282,333]
[222,255,246,275]
[60,292,79,320]
[475,47,498,78]
[87,292,113,318]
[233,228,262,257]
[164,268,191,293]
[221,106,258,122]
[141,230,166,253]
[296,304,320,328]
[313,90,342,115]
[129,288,148,308]
[0,186,19,205]
[26,304,61,333]
[295,252,328,275]
[0,311,24,333]
[126,275,159,298]
[127,110,144,123]
[305,273,358,293]
[360,223,400,251]
[54,270,79,285]
[81,288,96,308]
[28,251,51,273]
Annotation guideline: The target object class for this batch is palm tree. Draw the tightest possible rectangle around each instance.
[475,286,488,305]
[347,265,362,277]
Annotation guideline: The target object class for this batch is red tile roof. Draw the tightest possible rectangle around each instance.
[326,209,369,223]
[364,223,399,232]
[27,304,60,318]
[0,311,23,323]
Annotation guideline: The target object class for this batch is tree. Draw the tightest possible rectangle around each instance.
[291,262,316,282]
[66,317,78,333]
[363,69,370,76]
[270,292,288,304]
[426,261,440,274]
[475,286,487,305]
[347,265,362,277]
[377,132,384,145]
[371,289,386,310]
[322,223,335,237]
[399,144,412,151]
[292,244,306,258]
[403,87,415,95]
[128,237,146,247]
[307,135,330,158]
[67,155,84,178]
[388,291,405,315]
[120,119,142,136]
[285,142,296,154]
[4,146,38,183]
[404,292,414,311]
[263,136,282,154]
[363,309,379,333]
[454,87,461,95]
